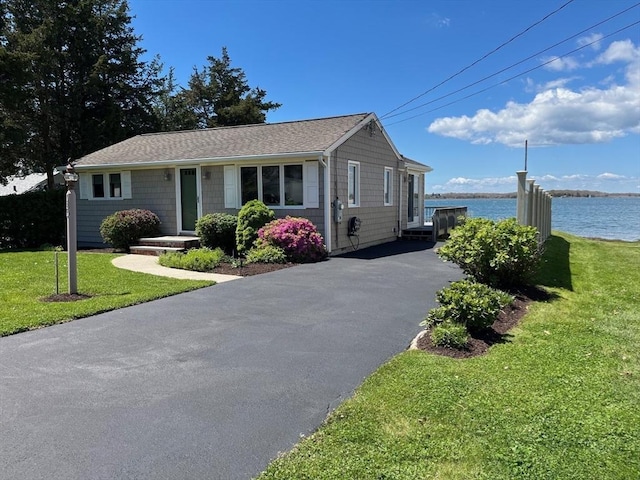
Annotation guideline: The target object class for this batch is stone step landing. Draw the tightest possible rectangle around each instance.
[130,236,200,256]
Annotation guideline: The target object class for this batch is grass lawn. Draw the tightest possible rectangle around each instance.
[258,232,640,480]
[0,250,213,336]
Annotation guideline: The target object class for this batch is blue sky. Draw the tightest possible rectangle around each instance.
[129,0,640,193]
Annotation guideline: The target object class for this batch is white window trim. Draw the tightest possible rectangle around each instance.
[238,163,306,209]
[80,171,131,200]
[384,167,393,206]
[348,161,360,207]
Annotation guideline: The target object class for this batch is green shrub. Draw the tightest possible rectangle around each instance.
[246,245,287,264]
[430,321,469,349]
[99,209,161,252]
[438,217,541,288]
[158,247,226,272]
[196,213,238,254]
[423,280,513,332]
[235,200,275,256]
[0,189,65,249]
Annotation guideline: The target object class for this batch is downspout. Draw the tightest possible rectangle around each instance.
[397,161,405,238]
[320,154,332,253]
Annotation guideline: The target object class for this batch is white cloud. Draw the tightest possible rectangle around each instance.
[426,13,450,28]
[597,172,625,179]
[431,173,638,193]
[542,55,580,72]
[427,38,640,147]
[577,33,604,51]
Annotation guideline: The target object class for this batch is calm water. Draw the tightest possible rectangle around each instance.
[426,197,640,242]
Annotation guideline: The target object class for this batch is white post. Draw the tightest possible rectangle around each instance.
[516,171,527,224]
[526,180,535,226]
[65,163,78,294]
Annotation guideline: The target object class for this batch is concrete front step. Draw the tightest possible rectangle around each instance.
[137,236,200,249]
[129,245,185,256]
[130,236,201,256]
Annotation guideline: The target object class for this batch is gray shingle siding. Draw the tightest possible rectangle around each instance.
[330,124,402,254]
[77,169,177,246]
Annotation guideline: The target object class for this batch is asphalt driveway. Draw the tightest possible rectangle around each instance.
[0,241,462,480]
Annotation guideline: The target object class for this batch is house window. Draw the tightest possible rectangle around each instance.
[384,167,393,206]
[92,174,105,198]
[109,173,121,198]
[284,165,303,206]
[240,164,304,207]
[262,165,280,206]
[241,167,259,204]
[81,171,131,200]
[348,161,360,207]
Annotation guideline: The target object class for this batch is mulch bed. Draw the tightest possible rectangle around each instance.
[210,261,298,276]
[41,293,92,302]
[415,285,550,359]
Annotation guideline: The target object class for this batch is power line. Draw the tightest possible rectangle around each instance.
[381,0,576,119]
[383,2,640,121]
[383,20,640,127]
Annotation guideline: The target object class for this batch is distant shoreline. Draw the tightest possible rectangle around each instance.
[428,190,640,199]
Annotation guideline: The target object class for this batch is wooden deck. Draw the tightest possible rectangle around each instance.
[402,206,468,241]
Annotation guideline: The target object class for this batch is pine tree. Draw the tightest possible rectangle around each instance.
[159,47,281,131]
[0,0,162,186]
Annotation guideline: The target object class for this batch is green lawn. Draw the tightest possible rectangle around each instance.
[258,232,640,480]
[0,250,213,336]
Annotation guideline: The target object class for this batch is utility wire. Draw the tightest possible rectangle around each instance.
[381,0,576,119]
[383,2,640,121]
[383,20,640,127]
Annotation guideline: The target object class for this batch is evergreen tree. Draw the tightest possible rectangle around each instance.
[0,0,162,186]
[159,47,281,131]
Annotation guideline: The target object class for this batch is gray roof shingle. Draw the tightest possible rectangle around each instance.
[76,113,372,167]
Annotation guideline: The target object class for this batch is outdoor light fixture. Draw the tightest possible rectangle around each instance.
[164,170,172,181]
[63,166,79,183]
[202,170,211,180]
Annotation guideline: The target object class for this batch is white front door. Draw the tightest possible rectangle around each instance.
[407,173,420,227]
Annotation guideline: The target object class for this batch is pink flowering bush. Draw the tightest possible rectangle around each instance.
[257,216,327,263]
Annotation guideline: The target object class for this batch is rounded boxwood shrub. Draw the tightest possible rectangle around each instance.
[196,213,238,254]
[430,321,469,349]
[423,279,513,333]
[99,209,161,251]
[438,217,541,288]
[246,245,287,264]
[235,200,275,256]
[256,216,328,263]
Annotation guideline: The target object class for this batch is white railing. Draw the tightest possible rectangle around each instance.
[425,206,468,241]
[516,171,552,244]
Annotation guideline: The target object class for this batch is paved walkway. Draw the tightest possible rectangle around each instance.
[111,254,242,282]
[0,241,462,480]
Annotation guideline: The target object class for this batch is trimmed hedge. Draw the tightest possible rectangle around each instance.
[99,209,161,252]
[0,189,65,249]
[438,217,541,288]
[196,213,238,254]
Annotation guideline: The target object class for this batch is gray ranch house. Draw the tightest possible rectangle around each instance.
[74,112,431,255]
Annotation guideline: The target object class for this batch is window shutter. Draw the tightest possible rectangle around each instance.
[79,173,90,199]
[304,161,319,208]
[122,171,132,199]
[224,166,237,208]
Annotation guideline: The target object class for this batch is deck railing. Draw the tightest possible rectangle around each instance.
[425,206,468,241]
